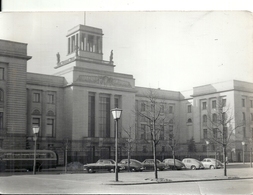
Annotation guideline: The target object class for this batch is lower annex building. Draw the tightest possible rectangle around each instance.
[0,23,252,165]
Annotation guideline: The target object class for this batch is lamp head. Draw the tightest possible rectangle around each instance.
[33,126,40,134]
[111,108,122,120]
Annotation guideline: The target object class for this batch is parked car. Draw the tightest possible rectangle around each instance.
[119,159,145,172]
[182,158,204,170]
[162,158,185,170]
[201,158,223,169]
[83,159,124,173]
[142,159,166,171]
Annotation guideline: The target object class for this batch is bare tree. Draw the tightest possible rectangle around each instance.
[165,118,180,169]
[135,88,165,179]
[205,98,243,176]
[122,124,134,172]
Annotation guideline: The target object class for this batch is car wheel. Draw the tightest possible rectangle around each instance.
[130,167,136,172]
[87,168,94,173]
[191,165,196,170]
[210,165,215,169]
[109,168,115,173]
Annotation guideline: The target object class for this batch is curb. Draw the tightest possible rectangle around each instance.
[104,176,253,185]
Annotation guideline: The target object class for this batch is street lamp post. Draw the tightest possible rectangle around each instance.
[205,140,209,158]
[242,141,245,164]
[111,108,122,182]
[250,139,252,168]
[33,126,40,175]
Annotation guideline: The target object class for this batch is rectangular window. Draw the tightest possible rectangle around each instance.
[141,103,145,112]
[169,125,173,139]
[160,125,164,140]
[32,118,40,136]
[0,68,4,80]
[187,105,192,113]
[47,94,55,104]
[203,129,207,139]
[202,102,207,110]
[243,127,246,138]
[33,93,40,103]
[212,100,216,109]
[99,96,110,137]
[251,100,253,108]
[88,94,95,137]
[169,105,173,113]
[141,124,146,139]
[222,99,226,107]
[203,145,207,152]
[0,112,3,129]
[160,105,165,113]
[213,128,217,139]
[114,98,119,108]
[242,99,245,107]
[46,118,54,137]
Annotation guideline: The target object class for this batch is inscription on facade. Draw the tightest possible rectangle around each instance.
[76,75,132,88]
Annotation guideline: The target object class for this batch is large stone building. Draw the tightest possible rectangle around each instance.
[0,24,252,165]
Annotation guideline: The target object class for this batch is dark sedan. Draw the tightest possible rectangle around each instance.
[119,159,145,172]
[83,159,123,173]
[142,159,166,171]
[162,158,185,170]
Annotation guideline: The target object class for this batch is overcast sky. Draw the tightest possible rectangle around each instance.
[0,11,252,91]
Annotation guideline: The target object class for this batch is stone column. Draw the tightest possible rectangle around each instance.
[95,92,99,137]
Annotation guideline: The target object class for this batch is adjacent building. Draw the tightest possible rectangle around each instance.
[0,24,252,165]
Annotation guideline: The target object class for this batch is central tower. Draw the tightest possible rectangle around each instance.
[67,25,103,61]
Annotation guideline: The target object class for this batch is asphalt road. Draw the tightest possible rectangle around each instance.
[0,164,252,194]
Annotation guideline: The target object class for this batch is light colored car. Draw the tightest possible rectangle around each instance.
[162,158,185,170]
[201,158,223,169]
[182,158,204,170]
[119,159,145,172]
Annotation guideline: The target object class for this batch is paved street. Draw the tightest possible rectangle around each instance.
[0,163,253,194]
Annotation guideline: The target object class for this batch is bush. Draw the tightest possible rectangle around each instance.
[67,162,84,171]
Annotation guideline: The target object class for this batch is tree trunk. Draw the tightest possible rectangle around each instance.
[223,145,227,176]
[173,148,176,169]
[153,140,158,179]
[127,149,130,172]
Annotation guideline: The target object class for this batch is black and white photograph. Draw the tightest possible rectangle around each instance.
[0,1,253,194]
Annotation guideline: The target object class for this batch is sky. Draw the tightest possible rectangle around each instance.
[0,11,252,91]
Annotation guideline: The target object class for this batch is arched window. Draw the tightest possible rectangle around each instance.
[187,118,192,123]
[212,114,217,123]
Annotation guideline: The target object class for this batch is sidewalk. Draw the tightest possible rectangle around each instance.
[103,166,253,185]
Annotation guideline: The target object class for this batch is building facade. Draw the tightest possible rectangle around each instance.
[0,24,252,165]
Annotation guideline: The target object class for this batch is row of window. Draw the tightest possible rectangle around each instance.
[242,98,253,108]
[32,117,55,137]
[201,112,253,124]
[139,124,173,140]
[33,92,55,104]
[203,127,253,139]
[201,99,226,110]
[140,103,174,114]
